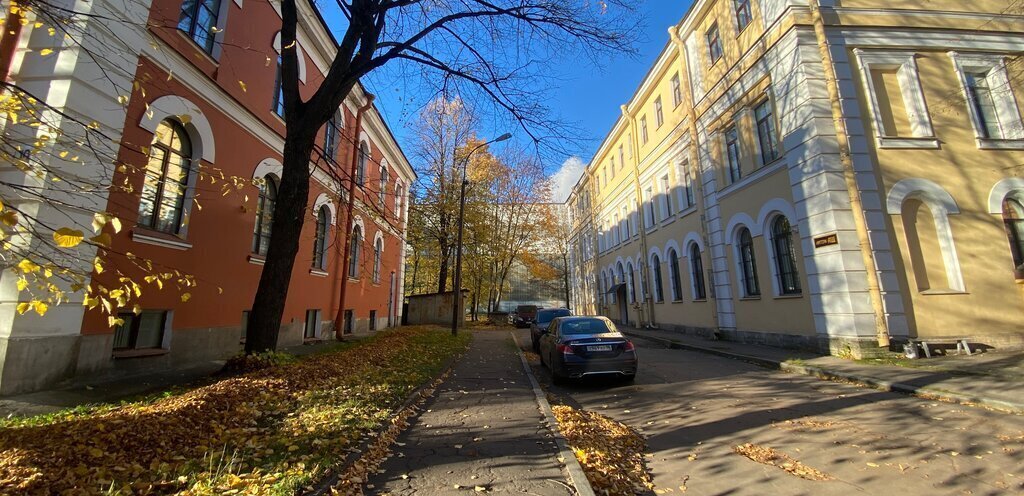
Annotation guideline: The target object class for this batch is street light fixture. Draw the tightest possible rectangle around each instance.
[452,132,512,336]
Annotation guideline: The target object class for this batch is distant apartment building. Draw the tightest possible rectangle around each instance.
[0,0,412,393]
[567,0,1024,357]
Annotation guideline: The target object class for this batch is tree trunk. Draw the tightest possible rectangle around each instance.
[245,127,316,353]
[437,242,449,293]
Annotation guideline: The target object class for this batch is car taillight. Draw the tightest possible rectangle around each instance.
[623,341,635,351]
[556,343,575,355]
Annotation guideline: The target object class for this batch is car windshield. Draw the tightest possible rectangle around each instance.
[537,309,571,324]
[559,318,614,335]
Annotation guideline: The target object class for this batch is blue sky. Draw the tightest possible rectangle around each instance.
[322,1,695,200]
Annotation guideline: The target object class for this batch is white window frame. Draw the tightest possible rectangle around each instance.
[853,49,938,149]
[659,174,672,220]
[948,51,1024,149]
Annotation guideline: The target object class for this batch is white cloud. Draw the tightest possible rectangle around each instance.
[549,156,585,203]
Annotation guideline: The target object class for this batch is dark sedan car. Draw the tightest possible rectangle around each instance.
[538,316,637,384]
[530,308,572,351]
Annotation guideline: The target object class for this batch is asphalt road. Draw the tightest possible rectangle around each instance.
[514,329,1024,496]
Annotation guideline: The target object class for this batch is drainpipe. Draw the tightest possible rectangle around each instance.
[668,27,720,333]
[0,4,24,81]
[334,93,375,340]
[807,0,890,347]
[622,105,656,327]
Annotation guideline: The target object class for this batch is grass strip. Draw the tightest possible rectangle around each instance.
[0,326,470,495]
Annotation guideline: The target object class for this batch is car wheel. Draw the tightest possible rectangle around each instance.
[621,373,636,384]
[531,338,540,353]
[551,369,566,386]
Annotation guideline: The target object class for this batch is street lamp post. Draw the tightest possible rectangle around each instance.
[452,133,511,336]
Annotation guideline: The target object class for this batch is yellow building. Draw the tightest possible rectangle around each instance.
[567,0,1024,357]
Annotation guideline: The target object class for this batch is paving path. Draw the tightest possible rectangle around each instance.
[370,330,573,495]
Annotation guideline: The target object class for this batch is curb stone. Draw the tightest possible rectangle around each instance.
[623,331,1024,415]
[510,332,596,496]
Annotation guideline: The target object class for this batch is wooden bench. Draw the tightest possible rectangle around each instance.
[905,338,973,359]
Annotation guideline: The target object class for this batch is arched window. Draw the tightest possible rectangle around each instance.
[252,175,277,255]
[373,236,383,283]
[1002,197,1024,278]
[379,164,389,205]
[323,112,340,161]
[356,142,369,186]
[272,56,284,116]
[178,0,221,54]
[395,183,404,220]
[139,120,192,235]
[627,262,636,304]
[738,228,760,297]
[348,225,362,278]
[770,216,801,295]
[668,248,683,301]
[312,205,329,270]
[689,244,707,300]
[651,254,664,303]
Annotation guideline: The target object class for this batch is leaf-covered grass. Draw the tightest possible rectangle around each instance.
[0,326,470,494]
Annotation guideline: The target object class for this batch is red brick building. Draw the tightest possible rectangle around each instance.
[0,0,412,392]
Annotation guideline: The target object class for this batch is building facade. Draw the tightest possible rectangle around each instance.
[568,0,1024,357]
[0,0,413,393]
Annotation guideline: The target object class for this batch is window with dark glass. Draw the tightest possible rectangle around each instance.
[671,73,682,107]
[138,120,192,235]
[652,254,664,303]
[966,72,1002,139]
[379,165,388,205]
[640,115,649,144]
[356,142,369,186]
[348,225,362,278]
[252,175,277,255]
[725,125,741,184]
[272,56,285,116]
[178,0,221,54]
[113,310,167,352]
[707,23,723,64]
[304,309,320,339]
[735,0,752,31]
[323,113,340,161]
[755,100,779,164]
[690,244,707,300]
[1003,197,1024,278]
[312,205,328,270]
[668,248,683,301]
[738,228,760,297]
[627,263,636,303]
[771,216,801,295]
[655,97,664,128]
[683,161,695,208]
[373,237,383,283]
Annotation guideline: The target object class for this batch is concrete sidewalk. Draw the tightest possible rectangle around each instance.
[368,330,579,495]
[621,327,1024,414]
[0,335,364,418]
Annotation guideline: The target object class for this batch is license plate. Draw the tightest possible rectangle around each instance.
[588,345,613,352]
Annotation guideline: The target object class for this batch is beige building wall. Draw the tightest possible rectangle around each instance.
[569,0,1024,356]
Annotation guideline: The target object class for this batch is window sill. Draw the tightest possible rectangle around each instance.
[919,289,968,295]
[977,138,1024,150]
[876,136,940,149]
[132,230,192,251]
[309,268,328,277]
[692,298,708,303]
[773,294,803,300]
[739,296,761,301]
[248,255,266,266]
[670,299,684,304]
[348,277,360,282]
[113,348,169,359]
